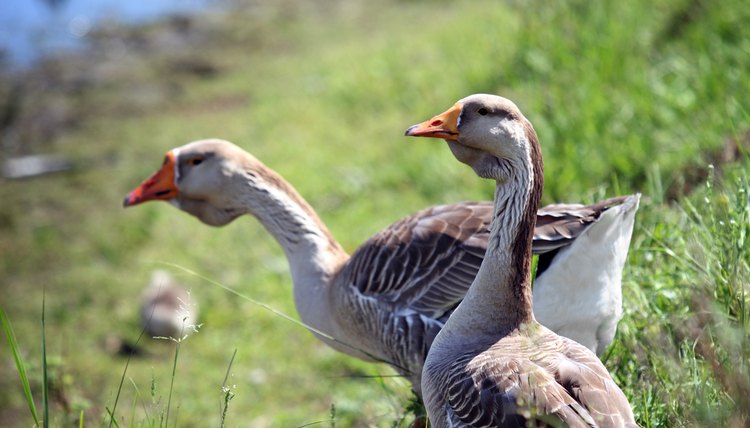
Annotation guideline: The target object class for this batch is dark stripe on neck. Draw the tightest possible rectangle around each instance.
[509,119,544,322]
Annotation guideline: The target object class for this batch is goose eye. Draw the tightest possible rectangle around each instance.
[188,158,203,166]
[477,108,489,116]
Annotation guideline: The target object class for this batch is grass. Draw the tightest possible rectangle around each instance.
[41,296,49,428]
[1,307,40,426]
[613,159,750,426]
[0,0,749,425]
[219,349,237,428]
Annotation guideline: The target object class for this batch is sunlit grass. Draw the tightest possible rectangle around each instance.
[610,159,750,426]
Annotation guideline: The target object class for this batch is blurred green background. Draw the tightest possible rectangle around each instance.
[1,0,749,426]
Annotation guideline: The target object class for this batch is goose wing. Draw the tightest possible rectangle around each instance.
[340,197,631,319]
[340,201,492,320]
[430,336,597,427]
[432,333,637,427]
[554,337,640,427]
[534,195,632,254]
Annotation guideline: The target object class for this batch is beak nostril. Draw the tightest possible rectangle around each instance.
[431,120,443,126]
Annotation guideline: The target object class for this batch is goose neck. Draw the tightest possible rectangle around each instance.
[442,146,542,337]
[237,168,347,280]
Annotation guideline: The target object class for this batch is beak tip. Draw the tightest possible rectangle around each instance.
[404,124,418,137]
[123,194,135,208]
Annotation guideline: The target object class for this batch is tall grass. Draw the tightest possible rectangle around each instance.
[41,296,49,428]
[106,321,147,427]
[1,307,40,427]
[611,159,750,426]
[219,349,237,428]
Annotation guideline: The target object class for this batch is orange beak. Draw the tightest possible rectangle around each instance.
[404,103,462,140]
[123,151,179,207]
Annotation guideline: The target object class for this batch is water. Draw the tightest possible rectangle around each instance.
[0,0,212,69]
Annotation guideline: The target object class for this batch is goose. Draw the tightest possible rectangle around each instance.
[406,94,638,426]
[140,269,199,339]
[122,139,637,396]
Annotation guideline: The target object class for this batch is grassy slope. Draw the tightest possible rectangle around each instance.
[0,0,748,426]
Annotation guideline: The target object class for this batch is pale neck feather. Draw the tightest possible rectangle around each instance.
[234,166,349,337]
[439,150,539,339]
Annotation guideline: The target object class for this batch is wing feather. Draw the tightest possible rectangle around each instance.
[339,202,493,319]
[533,195,630,253]
[340,197,631,319]
[427,330,637,427]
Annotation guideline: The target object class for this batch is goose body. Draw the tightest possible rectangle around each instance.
[407,94,637,426]
[123,139,637,396]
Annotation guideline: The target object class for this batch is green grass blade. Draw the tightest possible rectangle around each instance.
[105,407,121,428]
[164,340,180,428]
[129,387,138,428]
[129,377,153,424]
[0,307,40,427]
[219,348,237,428]
[108,320,149,428]
[41,295,49,428]
[220,348,237,391]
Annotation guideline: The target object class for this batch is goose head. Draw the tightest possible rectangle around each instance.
[123,139,254,226]
[405,94,539,182]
